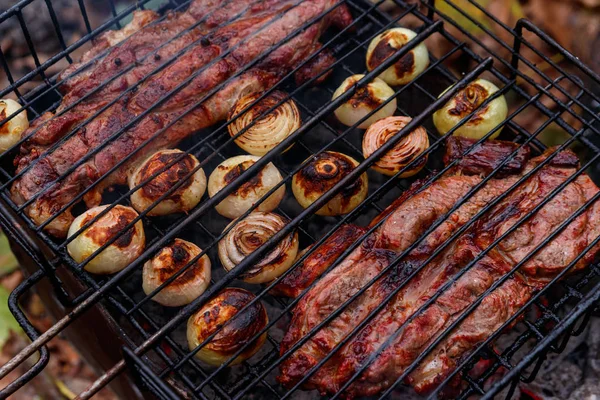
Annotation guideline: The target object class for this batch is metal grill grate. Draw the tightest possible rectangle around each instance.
[0,0,599,399]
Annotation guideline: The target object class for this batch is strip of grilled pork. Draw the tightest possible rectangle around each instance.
[11,0,352,237]
[279,138,600,398]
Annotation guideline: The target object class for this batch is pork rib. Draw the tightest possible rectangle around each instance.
[11,0,352,237]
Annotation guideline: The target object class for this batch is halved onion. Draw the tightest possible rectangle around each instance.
[362,116,429,177]
[332,75,397,129]
[129,149,206,216]
[0,99,28,152]
[187,288,268,366]
[433,79,508,140]
[292,151,368,216]
[207,155,285,219]
[218,211,299,284]
[142,239,211,307]
[67,205,145,274]
[366,28,430,86]
[228,91,301,156]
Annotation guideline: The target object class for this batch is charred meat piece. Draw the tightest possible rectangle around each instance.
[279,138,600,398]
[11,0,352,237]
[444,136,531,177]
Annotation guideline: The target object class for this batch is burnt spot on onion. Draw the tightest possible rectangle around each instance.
[84,207,138,249]
[155,241,204,286]
[139,152,195,200]
[367,31,416,81]
[0,108,8,136]
[447,83,490,123]
[348,85,383,109]
[394,52,415,81]
[193,288,267,353]
[367,31,410,70]
[222,160,264,198]
[368,35,397,70]
[296,152,364,207]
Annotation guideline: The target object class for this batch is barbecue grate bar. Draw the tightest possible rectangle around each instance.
[0,0,599,399]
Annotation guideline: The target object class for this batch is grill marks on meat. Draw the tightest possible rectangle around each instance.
[407,277,531,395]
[278,246,399,389]
[271,224,367,298]
[11,0,352,237]
[279,138,600,397]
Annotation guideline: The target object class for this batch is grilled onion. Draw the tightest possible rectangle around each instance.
[366,28,429,86]
[362,116,429,177]
[433,79,508,140]
[129,149,206,216]
[332,75,397,129]
[218,212,299,284]
[208,155,285,219]
[67,205,145,274]
[142,239,211,307]
[187,288,268,366]
[292,151,368,216]
[228,91,301,156]
[0,99,28,152]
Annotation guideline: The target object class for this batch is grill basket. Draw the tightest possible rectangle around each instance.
[0,0,599,399]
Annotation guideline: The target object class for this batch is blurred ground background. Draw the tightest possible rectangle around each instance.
[0,0,599,399]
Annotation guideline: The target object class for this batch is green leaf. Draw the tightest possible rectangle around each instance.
[434,0,493,35]
[0,285,22,347]
[0,233,18,276]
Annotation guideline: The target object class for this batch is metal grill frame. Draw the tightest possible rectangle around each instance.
[0,0,599,399]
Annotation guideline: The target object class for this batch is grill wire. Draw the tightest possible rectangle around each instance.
[0,0,599,399]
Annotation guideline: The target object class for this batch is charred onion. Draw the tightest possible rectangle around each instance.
[187,288,268,366]
[129,149,206,216]
[292,151,368,216]
[143,239,211,307]
[366,28,429,86]
[362,116,429,177]
[218,211,299,284]
[433,79,508,140]
[332,75,397,129]
[67,205,145,274]
[208,155,285,219]
[0,99,28,152]
[228,91,301,156]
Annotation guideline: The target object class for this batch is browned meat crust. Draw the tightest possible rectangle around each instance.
[11,0,352,237]
[279,138,600,398]
[271,224,367,298]
[444,136,531,177]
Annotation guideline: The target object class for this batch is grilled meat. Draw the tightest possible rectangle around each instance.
[271,224,367,298]
[11,0,352,237]
[279,138,600,397]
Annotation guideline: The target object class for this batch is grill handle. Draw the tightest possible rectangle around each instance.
[0,271,49,398]
[122,347,180,400]
[0,199,72,304]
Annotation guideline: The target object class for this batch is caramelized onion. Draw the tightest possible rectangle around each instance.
[0,99,28,152]
[129,149,206,216]
[228,91,301,156]
[218,211,299,284]
[292,151,368,216]
[67,205,145,274]
[142,239,211,307]
[208,155,285,219]
[332,75,397,129]
[433,79,508,140]
[187,288,268,366]
[362,116,429,177]
[366,28,430,86]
